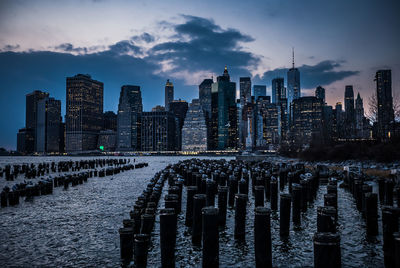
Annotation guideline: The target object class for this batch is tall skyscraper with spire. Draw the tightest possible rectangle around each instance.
[287,48,301,108]
[165,79,174,111]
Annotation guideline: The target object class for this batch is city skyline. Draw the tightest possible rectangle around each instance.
[1,0,400,149]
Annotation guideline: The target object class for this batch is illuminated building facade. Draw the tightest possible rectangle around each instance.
[66,74,103,152]
[182,99,208,151]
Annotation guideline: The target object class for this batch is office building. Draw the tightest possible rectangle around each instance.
[291,97,323,146]
[103,111,117,131]
[254,85,267,101]
[355,93,364,138]
[36,97,61,153]
[182,99,208,151]
[165,79,174,111]
[272,78,285,103]
[141,111,176,151]
[210,66,237,150]
[117,85,143,151]
[344,85,355,138]
[169,99,189,150]
[98,130,117,151]
[66,74,103,152]
[25,90,49,152]
[315,86,326,104]
[375,70,395,139]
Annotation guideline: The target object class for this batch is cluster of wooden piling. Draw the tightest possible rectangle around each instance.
[1,159,148,208]
[344,172,400,267]
[119,159,353,267]
[119,167,171,266]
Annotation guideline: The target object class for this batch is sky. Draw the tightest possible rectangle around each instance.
[0,0,399,149]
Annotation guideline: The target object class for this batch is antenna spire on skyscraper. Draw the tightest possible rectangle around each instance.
[292,47,295,69]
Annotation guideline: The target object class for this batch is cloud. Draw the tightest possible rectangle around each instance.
[1,44,20,51]
[258,60,359,89]
[148,15,259,82]
[54,43,105,54]
[131,32,155,43]
[108,40,143,56]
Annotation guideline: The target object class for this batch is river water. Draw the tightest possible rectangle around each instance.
[0,156,384,267]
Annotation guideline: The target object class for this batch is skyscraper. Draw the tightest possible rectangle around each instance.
[355,93,364,138]
[25,90,49,152]
[141,111,176,151]
[210,66,237,150]
[182,99,208,151]
[169,99,189,150]
[117,85,143,151]
[165,79,174,111]
[315,86,326,104]
[291,97,323,145]
[287,49,301,114]
[375,70,394,139]
[199,78,213,119]
[36,97,61,153]
[253,85,267,101]
[66,74,103,152]
[103,111,117,131]
[272,78,285,103]
[344,85,355,138]
[240,77,251,107]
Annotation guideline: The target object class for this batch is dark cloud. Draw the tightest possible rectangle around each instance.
[1,44,20,51]
[55,43,87,53]
[131,32,155,43]
[107,40,143,56]
[149,15,259,77]
[257,60,359,89]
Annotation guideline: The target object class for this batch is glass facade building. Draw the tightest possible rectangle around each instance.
[272,78,285,104]
[253,85,266,101]
[117,85,143,151]
[36,97,61,153]
[211,67,237,150]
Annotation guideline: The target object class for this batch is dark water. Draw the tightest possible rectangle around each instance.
[0,156,384,267]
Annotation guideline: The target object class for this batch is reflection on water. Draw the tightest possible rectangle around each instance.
[0,156,384,267]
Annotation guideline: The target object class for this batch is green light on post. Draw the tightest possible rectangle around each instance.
[99,145,104,151]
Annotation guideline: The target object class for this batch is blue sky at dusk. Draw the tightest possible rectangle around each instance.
[0,0,399,149]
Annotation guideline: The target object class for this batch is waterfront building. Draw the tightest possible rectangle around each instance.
[169,99,189,150]
[16,128,34,154]
[65,74,103,152]
[210,66,237,150]
[291,96,323,146]
[25,90,49,152]
[117,85,143,151]
[375,70,395,139]
[98,130,117,151]
[181,99,208,151]
[272,78,285,104]
[315,86,326,104]
[103,111,117,131]
[199,78,213,149]
[165,79,174,111]
[254,85,267,101]
[36,97,61,153]
[141,111,176,151]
